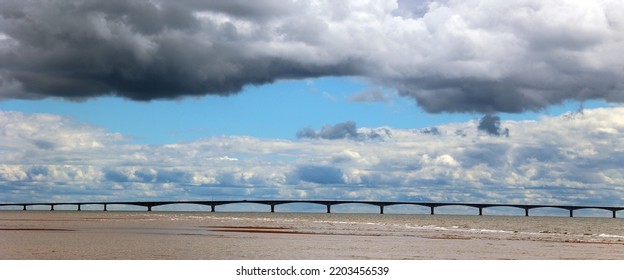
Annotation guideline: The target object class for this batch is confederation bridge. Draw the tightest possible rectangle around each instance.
[1,200,623,218]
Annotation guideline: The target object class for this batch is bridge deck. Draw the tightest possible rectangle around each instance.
[1,200,622,218]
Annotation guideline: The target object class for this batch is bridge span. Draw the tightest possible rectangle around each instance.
[1,200,623,218]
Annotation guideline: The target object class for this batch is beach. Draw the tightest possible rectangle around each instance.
[1,211,623,260]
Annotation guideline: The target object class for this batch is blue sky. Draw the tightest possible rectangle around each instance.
[5,77,423,143]
[1,0,624,213]
[0,76,605,144]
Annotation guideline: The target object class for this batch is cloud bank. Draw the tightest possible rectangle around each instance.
[2,107,624,207]
[1,0,623,112]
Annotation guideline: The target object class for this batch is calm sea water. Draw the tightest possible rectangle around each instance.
[2,211,623,259]
[197,212,624,240]
[3,211,622,240]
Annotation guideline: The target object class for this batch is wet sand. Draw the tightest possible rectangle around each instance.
[1,211,623,260]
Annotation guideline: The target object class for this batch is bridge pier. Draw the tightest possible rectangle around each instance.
[478,207,483,216]
[326,204,331,214]
[270,204,275,213]
[211,205,215,212]
[430,206,435,215]
[379,205,384,214]
[23,205,27,211]
[569,209,573,218]
[525,208,529,216]
[50,205,54,211]
[77,204,81,211]
[103,204,107,211]
[613,211,617,219]
[147,206,152,212]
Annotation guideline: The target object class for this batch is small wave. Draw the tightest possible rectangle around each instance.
[468,228,515,234]
[404,224,455,231]
[598,233,624,239]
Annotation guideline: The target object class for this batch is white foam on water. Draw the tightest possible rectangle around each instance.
[598,233,624,239]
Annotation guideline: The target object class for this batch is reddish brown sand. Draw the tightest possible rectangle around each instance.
[1,211,623,260]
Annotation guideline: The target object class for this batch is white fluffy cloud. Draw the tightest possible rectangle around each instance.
[2,107,624,206]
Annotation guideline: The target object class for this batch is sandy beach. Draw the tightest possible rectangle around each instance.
[1,211,623,260]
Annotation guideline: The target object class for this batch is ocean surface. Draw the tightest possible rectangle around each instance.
[1,211,623,259]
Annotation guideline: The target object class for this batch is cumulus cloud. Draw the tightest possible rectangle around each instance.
[1,0,623,113]
[297,121,358,140]
[294,165,344,185]
[297,121,396,141]
[420,127,441,136]
[3,107,624,207]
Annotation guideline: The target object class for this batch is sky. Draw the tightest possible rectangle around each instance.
[1,0,624,214]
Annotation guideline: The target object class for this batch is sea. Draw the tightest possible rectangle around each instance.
[1,210,623,260]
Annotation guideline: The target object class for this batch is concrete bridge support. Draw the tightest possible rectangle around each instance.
[270,204,275,213]
[23,205,27,211]
[211,205,216,212]
[525,208,529,216]
[430,206,435,215]
[77,204,81,211]
[147,206,152,212]
[569,209,573,218]
[103,204,107,211]
[379,205,384,214]
[326,204,331,214]
[613,211,617,218]
[478,207,483,216]
[51,205,54,211]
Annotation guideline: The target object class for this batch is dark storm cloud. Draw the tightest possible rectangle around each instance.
[0,0,358,101]
[395,73,622,114]
[1,0,623,113]
[478,115,509,137]
[395,78,539,113]
[182,0,300,21]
